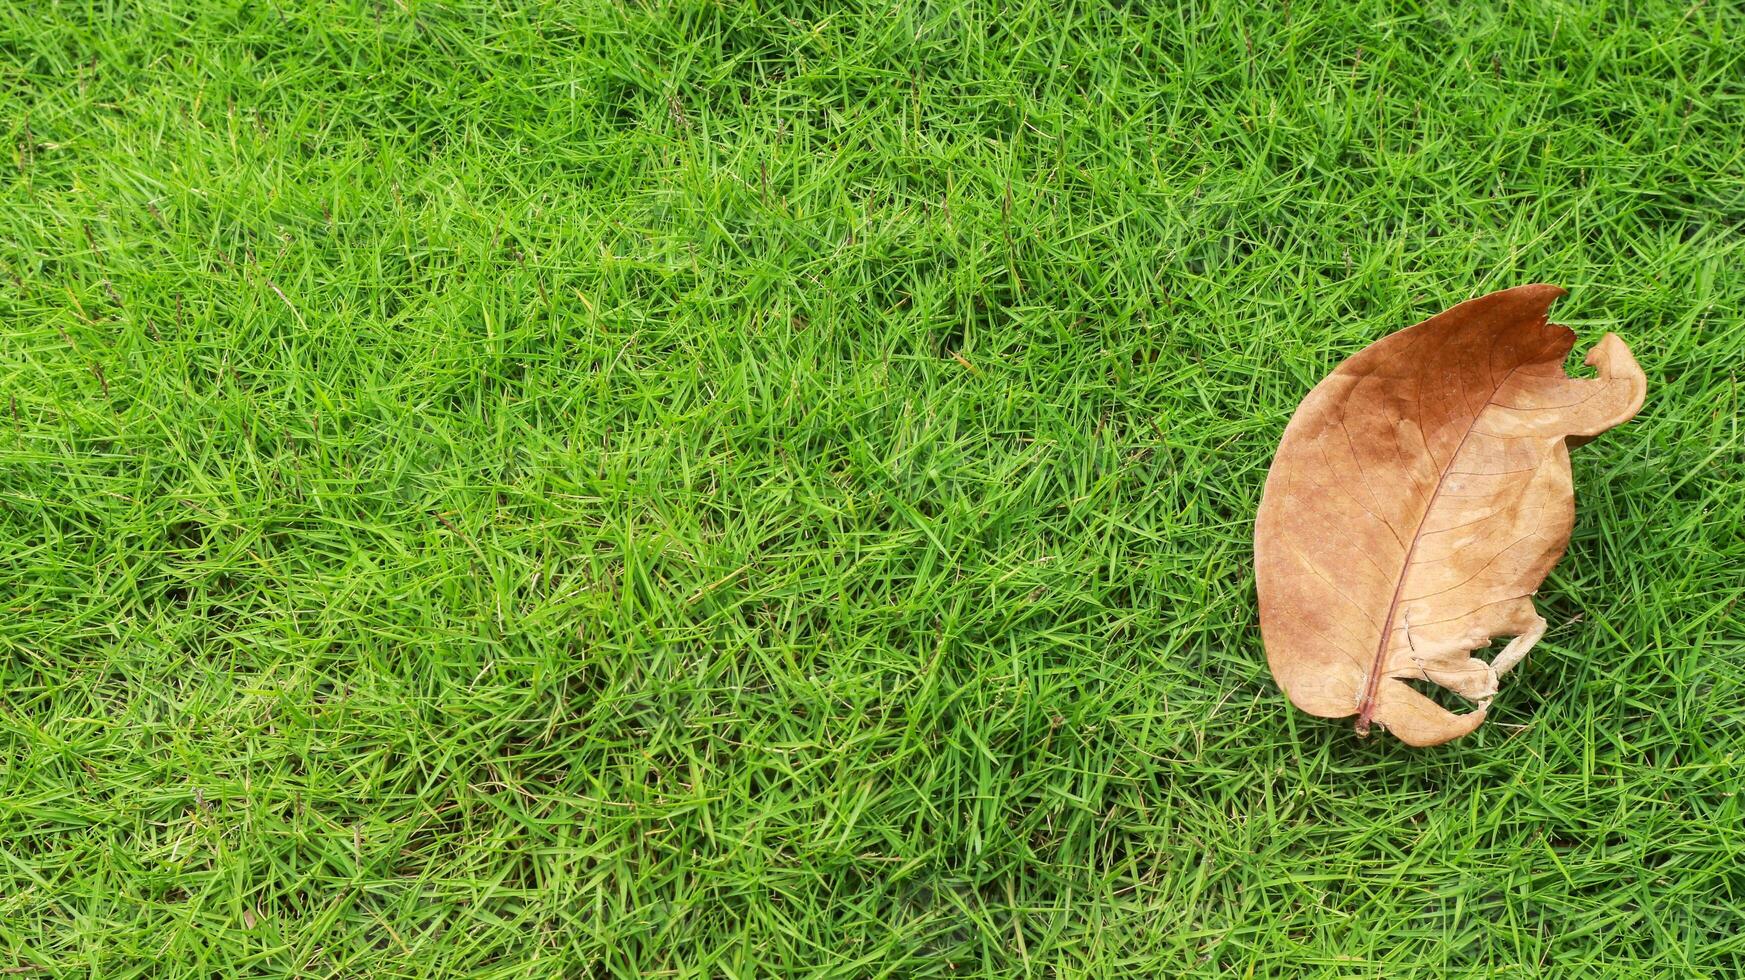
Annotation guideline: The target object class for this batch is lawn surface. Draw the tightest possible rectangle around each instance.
[3,1,1743,975]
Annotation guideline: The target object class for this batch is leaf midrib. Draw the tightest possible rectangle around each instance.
[1353,361,1527,733]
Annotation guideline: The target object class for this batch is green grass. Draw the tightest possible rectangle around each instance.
[2,0,1743,975]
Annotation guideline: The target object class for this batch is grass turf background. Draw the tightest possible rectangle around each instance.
[3,0,1743,975]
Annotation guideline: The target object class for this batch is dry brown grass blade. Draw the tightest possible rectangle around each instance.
[1254,285,1646,746]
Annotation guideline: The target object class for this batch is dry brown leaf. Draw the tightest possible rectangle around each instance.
[1254,285,1645,746]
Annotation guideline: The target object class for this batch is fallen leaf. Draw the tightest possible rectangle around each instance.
[1254,285,1645,746]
